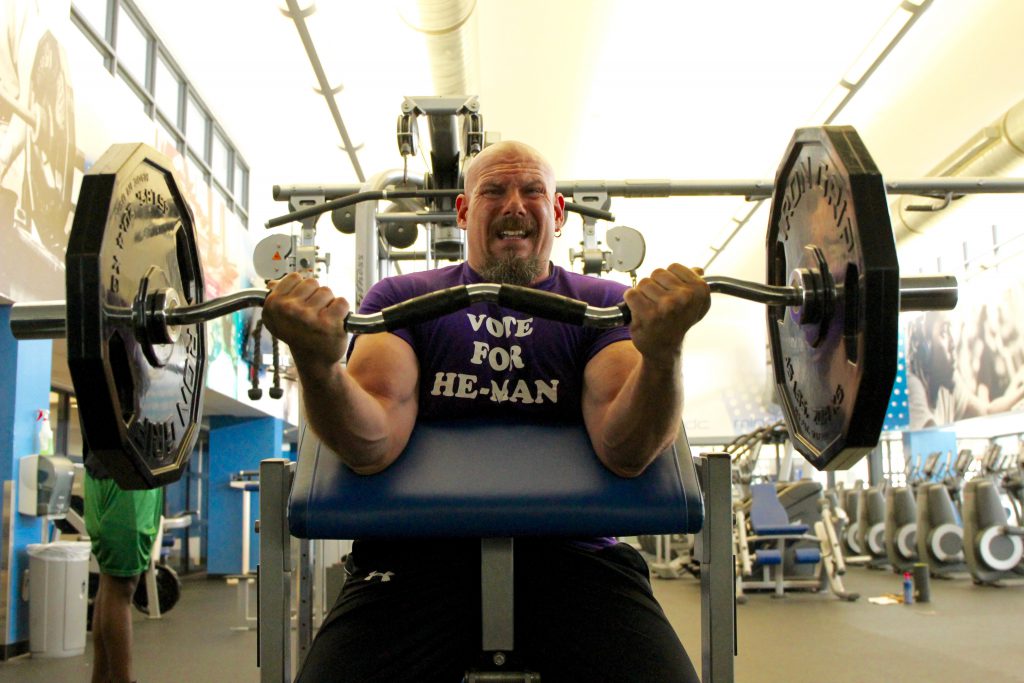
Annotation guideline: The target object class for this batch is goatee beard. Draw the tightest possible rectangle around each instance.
[479,253,542,286]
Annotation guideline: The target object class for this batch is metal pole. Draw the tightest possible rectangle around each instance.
[700,452,735,683]
[275,176,1024,203]
[258,459,294,683]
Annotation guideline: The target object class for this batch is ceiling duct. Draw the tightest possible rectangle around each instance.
[894,96,1024,241]
[404,0,478,96]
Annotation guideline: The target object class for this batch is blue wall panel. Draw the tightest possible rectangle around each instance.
[902,429,958,479]
[0,306,52,649]
[207,416,283,575]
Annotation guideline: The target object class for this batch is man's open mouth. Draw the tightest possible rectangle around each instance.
[497,229,528,240]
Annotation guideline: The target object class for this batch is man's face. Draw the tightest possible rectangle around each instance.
[928,317,956,390]
[456,143,565,285]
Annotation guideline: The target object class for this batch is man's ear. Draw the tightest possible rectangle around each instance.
[554,193,566,227]
[455,194,469,230]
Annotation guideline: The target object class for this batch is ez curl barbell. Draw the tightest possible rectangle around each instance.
[10,127,956,488]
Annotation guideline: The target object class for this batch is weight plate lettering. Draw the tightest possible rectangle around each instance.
[766,127,899,470]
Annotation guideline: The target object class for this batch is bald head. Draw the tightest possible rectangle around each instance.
[455,140,565,285]
[464,141,557,197]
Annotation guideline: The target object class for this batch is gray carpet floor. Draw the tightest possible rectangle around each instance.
[1,563,1022,682]
[659,564,1024,682]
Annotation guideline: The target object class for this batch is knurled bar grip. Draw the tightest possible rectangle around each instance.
[359,283,629,333]
[374,285,474,331]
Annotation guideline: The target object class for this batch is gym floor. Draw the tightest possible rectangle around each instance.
[1,561,1022,682]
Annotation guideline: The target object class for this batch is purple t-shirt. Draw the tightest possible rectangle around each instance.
[352,263,632,550]
[353,262,632,422]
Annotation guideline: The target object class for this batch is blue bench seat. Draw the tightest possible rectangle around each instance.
[288,418,704,540]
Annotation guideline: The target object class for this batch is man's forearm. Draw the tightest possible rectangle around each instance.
[596,356,684,476]
[297,362,403,474]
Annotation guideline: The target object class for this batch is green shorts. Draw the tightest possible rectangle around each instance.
[84,472,163,577]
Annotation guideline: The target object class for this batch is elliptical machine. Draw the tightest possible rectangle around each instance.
[857,482,889,569]
[840,485,865,558]
[885,485,918,572]
[916,450,970,577]
[963,444,1024,584]
[884,455,929,573]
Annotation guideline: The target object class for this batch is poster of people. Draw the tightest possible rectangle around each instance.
[0,1,77,302]
[905,248,1024,430]
[1,1,260,403]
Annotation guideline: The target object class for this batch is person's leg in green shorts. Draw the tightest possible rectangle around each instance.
[84,471,163,683]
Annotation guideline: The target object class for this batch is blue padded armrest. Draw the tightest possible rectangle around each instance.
[288,418,703,540]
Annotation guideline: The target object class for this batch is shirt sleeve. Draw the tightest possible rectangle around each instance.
[579,280,632,363]
[346,279,415,359]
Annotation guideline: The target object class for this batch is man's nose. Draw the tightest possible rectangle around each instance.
[501,190,527,215]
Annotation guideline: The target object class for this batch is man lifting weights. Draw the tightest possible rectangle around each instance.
[262,141,709,681]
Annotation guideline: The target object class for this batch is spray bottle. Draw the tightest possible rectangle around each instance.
[902,571,914,605]
[35,410,54,455]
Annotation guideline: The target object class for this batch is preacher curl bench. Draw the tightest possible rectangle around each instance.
[257,418,735,682]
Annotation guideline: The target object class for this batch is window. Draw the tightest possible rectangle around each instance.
[66,13,108,73]
[155,53,181,124]
[233,159,246,199]
[115,5,150,86]
[73,0,109,39]
[236,162,248,209]
[211,130,230,189]
[69,0,251,222]
[186,95,208,156]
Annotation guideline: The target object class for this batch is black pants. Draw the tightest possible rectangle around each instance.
[296,539,699,683]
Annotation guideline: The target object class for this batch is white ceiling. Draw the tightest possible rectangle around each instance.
[124,0,1024,426]
[128,0,1024,278]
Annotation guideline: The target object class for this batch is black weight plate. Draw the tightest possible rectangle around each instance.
[133,565,182,615]
[766,127,899,471]
[382,220,418,249]
[66,143,206,490]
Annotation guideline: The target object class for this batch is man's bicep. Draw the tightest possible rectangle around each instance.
[347,333,420,428]
[582,340,640,433]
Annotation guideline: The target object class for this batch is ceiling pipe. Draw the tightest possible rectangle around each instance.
[403,0,478,96]
[894,96,1024,241]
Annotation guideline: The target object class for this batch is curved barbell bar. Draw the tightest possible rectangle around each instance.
[9,274,958,341]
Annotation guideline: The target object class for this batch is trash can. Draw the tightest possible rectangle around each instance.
[27,541,91,657]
